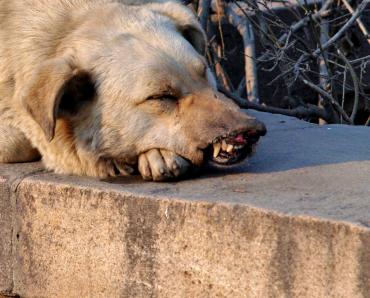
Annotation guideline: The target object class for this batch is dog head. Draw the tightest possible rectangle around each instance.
[22,0,266,169]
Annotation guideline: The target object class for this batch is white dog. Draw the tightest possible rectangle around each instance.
[0,0,266,181]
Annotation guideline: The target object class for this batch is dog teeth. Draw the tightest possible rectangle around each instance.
[213,142,221,158]
[226,144,234,153]
[222,140,227,151]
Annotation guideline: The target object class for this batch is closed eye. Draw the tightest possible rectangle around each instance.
[146,93,179,101]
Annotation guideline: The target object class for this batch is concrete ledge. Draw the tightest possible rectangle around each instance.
[1,111,369,297]
[0,163,44,295]
[0,170,12,293]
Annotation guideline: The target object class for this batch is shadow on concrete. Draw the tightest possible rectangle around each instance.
[195,124,370,178]
[105,123,370,184]
[255,125,369,172]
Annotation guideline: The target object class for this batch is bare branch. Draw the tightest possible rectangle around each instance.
[218,86,332,122]
[318,6,331,125]
[341,0,370,44]
[199,0,369,125]
[313,0,370,57]
[257,0,334,62]
[198,0,211,30]
[365,116,370,126]
[302,79,353,124]
[336,50,360,123]
[226,2,259,102]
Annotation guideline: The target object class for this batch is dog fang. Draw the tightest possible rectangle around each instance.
[226,144,234,153]
[222,140,227,151]
[213,143,221,158]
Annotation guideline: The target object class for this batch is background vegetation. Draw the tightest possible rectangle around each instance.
[187,0,370,125]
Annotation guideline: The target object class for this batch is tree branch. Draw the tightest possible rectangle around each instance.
[226,3,259,102]
[218,86,332,122]
[313,0,370,57]
[302,79,353,124]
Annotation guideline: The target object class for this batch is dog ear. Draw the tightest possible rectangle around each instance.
[148,2,207,55]
[178,24,206,56]
[22,58,95,141]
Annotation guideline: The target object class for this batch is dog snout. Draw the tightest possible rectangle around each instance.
[246,118,267,137]
[242,118,267,145]
[215,92,266,138]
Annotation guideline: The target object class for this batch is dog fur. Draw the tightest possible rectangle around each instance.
[0,0,265,181]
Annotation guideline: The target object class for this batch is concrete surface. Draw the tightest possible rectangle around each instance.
[0,163,44,295]
[0,111,369,298]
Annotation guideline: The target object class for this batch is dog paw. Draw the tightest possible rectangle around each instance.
[138,149,190,181]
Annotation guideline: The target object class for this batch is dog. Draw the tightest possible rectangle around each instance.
[0,0,266,181]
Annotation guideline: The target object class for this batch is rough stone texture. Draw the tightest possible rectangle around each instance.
[0,163,44,294]
[0,168,13,293]
[0,111,369,297]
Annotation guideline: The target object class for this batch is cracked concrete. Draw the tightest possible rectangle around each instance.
[0,111,369,297]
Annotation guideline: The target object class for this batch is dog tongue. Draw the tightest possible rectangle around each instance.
[235,134,245,143]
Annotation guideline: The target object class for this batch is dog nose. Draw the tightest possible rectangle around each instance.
[245,119,267,144]
[247,119,267,136]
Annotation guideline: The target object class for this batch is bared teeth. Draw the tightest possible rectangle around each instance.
[226,144,234,153]
[222,140,227,151]
[213,142,221,158]
[213,138,240,158]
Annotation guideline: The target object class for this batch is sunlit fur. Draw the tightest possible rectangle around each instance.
[0,0,263,180]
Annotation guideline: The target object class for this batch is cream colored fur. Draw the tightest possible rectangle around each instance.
[0,0,262,181]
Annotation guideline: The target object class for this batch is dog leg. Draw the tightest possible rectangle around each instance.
[0,124,40,163]
[138,149,190,181]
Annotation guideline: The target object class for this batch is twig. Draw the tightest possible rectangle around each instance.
[313,0,370,57]
[232,1,281,49]
[208,21,234,91]
[341,64,347,124]
[257,0,334,62]
[336,49,360,123]
[341,0,370,44]
[317,1,331,124]
[267,67,294,86]
[365,116,370,126]
[350,54,370,64]
[293,0,368,80]
[214,0,226,57]
[226,3,259,102]
[251,0,269,47]
[237,77,246,96]
[198,0,211,31]
[212,47,235,91]
[216,45,235,91]
[218,85,331,122]
[202,0,369,125]
[302,79,353,123]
